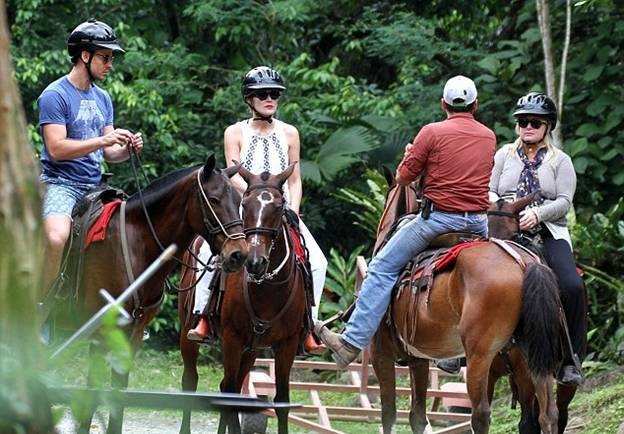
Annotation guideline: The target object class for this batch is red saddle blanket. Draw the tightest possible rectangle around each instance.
[287,225,307,264]
[434,240,489,273]
[84,199,122,249]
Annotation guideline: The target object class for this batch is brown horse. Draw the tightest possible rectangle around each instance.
[73,155,248,433]
[370,181,562,434]
[487,198,586,434]
[178,164,308,434]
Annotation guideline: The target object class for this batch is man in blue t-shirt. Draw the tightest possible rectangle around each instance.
[39,19,143,293]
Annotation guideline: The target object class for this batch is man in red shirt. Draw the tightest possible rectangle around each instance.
[315,76,496,368]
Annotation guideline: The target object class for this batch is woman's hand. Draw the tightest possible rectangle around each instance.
[519,208,540,230]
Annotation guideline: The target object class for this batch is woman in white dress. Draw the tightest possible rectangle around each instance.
[187,66,327,354]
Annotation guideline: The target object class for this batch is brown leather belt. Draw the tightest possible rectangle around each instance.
[430,202,485,215]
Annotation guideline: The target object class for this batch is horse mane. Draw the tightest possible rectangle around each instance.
[127,164,202,209]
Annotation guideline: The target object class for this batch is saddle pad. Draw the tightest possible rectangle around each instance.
[435,240,488,273]
[84,199,122,249]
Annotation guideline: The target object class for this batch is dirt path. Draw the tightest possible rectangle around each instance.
[55,409,218,433]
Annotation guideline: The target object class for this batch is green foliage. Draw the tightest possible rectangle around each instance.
[573,197,624,363]
[320,245,365,321]
[334,169,387,238]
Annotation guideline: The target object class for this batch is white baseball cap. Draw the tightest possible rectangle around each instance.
[443,75,478,107]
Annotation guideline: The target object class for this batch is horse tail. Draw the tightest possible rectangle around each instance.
[518,262,561,378]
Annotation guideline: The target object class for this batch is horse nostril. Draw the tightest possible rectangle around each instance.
[247,256,268,275]
[231,250,245,264]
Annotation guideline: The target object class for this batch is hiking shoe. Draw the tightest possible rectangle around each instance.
[435,358,461,375]
[313,321,360,369]
[558,364,584,386]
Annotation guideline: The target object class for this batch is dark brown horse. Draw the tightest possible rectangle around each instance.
[178,164,308,434]
[487,198,586,434]
[74,155,248,433]
[370,180,562,434]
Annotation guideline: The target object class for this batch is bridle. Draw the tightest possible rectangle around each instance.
[128,150,244,292]
[242,184,290,284]
[195,169,245,246]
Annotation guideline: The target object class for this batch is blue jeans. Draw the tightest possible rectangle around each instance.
[343,210,488,350]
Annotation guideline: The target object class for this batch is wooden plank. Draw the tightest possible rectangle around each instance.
[310,390,331,428]
[292,406,471,422]
[253,358,459,378]
[264,408,344,434]
[433,421,472,433]
[251,381,469,399]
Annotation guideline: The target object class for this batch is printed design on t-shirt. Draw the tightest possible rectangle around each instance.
[74,99,105,164]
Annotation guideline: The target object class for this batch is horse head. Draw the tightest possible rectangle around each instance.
[190,154,248,272]
[487,191,541,240]
[237,162,295,279]
[373,166,420,254]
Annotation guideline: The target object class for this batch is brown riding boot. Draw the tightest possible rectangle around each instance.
[304,332,326,355]
[187,316,210,342]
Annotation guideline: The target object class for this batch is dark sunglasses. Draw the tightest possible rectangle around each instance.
[517,118,546,129]
[253,90,282,101]
[94,53,115,64]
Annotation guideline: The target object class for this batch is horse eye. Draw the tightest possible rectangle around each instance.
[208,197,219,205]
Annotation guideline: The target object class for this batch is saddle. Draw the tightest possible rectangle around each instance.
[395,232,485,298]
[42,183,126,315]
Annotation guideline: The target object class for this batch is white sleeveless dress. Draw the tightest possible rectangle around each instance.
[193,119,327,320]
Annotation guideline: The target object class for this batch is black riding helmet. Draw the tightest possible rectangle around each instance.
[68,19,125,59]
[513,92,558,130]
[241,66,286,99]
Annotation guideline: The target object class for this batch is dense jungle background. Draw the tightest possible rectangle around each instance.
[6,0,623,366]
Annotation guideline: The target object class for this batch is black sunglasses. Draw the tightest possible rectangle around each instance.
[253,90,282,101]
[94,53,115,64]
[517,118,546,129]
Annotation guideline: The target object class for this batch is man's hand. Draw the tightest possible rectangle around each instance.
[519,208,539,230]
[130,132,144,154]
[101,128,134,147]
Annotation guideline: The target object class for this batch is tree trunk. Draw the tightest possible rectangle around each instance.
[0,0,53,431]
[535,0,564,148]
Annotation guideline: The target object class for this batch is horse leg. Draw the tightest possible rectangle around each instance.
[370,328,399,434]
[77,341,103,434]
[180,331,200,434]
[106,368,130,434]
[219,332,244,434]
[272,336,299,434]
[408,358,430,434]
[465,351,497,434]
[556,384,577,434]
[106,327,143,434]
[513,359,541,434]
[533,375,558,434]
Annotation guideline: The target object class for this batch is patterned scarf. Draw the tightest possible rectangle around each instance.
[516,146,546,206]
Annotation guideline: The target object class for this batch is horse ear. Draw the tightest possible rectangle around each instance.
[381,165,395,187]
[276,162,296,186]
[512,191,541,214]
[202,154,216,180]
[224,162,242,178]
[235,160,254,183]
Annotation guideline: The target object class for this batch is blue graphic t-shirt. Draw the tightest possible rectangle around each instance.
[38,76,114,184]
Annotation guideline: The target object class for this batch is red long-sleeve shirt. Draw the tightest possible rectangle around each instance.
[396,113,496,212]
